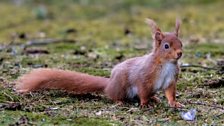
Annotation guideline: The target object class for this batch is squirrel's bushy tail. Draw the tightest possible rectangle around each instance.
[15,68,109,94]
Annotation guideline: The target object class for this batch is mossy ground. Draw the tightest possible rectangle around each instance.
[0,0,224,125]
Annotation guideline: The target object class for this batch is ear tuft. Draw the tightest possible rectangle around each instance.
[145,18,163,40]
[146,18,164,49]
[145,18,160,34]
[175,19,181,37]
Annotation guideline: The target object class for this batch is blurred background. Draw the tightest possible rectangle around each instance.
[0,0,224,45]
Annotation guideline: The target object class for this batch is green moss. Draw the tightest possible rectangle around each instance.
[185,43,224,56]
[0,87,21,102]
[47,43,79,53]
[0,110,119,126]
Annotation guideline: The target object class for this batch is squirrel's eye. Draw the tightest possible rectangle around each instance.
[164,43,169,49]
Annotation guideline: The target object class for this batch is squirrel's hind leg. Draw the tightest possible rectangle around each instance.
[104,74,128,103]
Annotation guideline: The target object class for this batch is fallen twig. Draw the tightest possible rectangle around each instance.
[216,112,224,118]
[24,38,76,48]
[180,64,219,70]
[186,100,224,110]
[0,38,76,52]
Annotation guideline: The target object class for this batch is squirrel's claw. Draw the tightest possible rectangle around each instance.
[169,101,185,108]
[140,104,153,109]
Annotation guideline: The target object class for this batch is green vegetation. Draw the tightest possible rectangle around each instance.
[0,0,223,125]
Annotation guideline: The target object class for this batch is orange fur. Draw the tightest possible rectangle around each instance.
[16,18,184,108]
[16,68,109,93]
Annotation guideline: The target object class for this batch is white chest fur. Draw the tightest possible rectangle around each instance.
[127,86,138,99]
[154,62,177,91]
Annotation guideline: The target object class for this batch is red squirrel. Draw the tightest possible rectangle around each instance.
[16,19,184,108]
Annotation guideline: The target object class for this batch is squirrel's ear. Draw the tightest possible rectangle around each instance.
[175,19,181,37]
[145,18,159,35]
[145,18,164,46]
[154,31,164,42]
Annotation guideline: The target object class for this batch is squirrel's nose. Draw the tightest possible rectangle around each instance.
[177,52,182,59]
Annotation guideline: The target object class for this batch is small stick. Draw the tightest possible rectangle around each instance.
[186,100,224,110]
[24,38,76,48]
[0,38,76,52]
[180,64,219,70]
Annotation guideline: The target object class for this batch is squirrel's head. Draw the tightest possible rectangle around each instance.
[146,18,183,62]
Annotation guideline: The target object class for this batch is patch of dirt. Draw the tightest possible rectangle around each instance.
[0,77,14,88]
[217,59,224,74]
[9,115,30,126]
[203,78,224,88]
[23,49,49,54]
[73,49,87,55]
[68,93,104,102]
[0,102,22,111]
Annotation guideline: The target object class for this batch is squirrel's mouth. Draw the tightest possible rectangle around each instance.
[176,56,182,60]
[169,58,179,63]
[174,55,182,60]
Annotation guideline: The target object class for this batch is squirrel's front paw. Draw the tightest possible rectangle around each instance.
[169,101,185,108]
[115,101,124,106]
[140,104,153,109]
[140,100,152,108]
